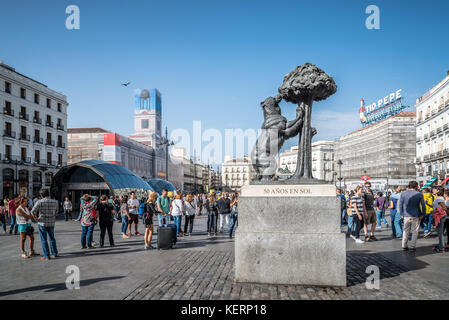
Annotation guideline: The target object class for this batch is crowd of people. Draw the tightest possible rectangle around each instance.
[4,179,448,259]
[1,189,239,258]
[338,180,449,253]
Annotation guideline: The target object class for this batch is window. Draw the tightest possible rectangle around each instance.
[58,154,63,165]
[141,119,149,129]
[35,150,40,163]
[46,98,51,108]
[5,145,12,158]
[57,103,62,112]
[34,129,40,143]
[47,152,52,165]
[4,100,12,113]
[34,93,39,104]
[5,122,12,135]
[5,81,11,94]
[58,135,62,147]
[20,88,26,99]
[21,148,27,161]
[20,126,27,139]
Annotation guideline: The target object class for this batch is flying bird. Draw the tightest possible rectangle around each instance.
[121,82,131,87]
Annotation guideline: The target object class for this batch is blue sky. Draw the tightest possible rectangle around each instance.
[1,0,448,164]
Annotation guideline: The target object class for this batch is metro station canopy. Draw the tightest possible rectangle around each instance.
[52,160,153,197]
[146,178,176,195]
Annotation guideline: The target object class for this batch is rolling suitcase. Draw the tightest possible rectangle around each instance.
[167,223,177,244]
[157,226,173,250]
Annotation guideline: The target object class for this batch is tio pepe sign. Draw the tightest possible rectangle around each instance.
[359,89,406,126]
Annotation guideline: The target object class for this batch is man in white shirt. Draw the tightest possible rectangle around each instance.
[127,192,141,236]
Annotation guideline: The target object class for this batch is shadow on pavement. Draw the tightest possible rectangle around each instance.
[0,276,125,297]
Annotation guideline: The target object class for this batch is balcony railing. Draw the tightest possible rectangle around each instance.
[57,142,66,148]
[33,117,42,124]
[3,130,16,138]
[46,139,55,146]
[431,110,437,116]
[416,136,421,142]
[19,112,29,121]
[430,130,436,137]
[2,154,20,162]
[445,99,449,107]
[444,124,449,131]
[3,108,14,116]
[33,137,43,144]
[21,157,31,164]
[424,133,429,140]
[45,121,54,128]
[57,124,65,131]
[438,104,444,111]
[19,133,30,141]
[424,155,430,160]
[437,127,442,133]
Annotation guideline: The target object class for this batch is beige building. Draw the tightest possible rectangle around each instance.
[221,156,254,192]
[415,72,449,185]
[277,140,336,182]
[1,61,68,198]
[334,112,416,190]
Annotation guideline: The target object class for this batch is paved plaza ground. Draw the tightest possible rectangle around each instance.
[0,212,448,300]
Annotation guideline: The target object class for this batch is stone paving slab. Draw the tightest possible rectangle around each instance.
[125,249,449,300]
[0,211,448,300]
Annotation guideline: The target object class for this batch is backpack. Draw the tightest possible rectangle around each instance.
[143,203,155,225]
[138,202,145,216]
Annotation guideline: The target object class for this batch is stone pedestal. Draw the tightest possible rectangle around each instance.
[235,184,346,287]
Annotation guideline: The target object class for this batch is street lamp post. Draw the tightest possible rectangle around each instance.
[337,159,343,191]
[157,127,174,181]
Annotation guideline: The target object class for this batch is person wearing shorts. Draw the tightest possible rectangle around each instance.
[16,197,39,259]
[363,182,378,242]
[127,192,141,236]
[143,191,157,250]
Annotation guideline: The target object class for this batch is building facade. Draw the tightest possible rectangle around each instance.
[0,61,68,199]
[334,112,416,190]
[68,128,155,179]
[221,156,254,192]
[170,146,209,193]
[415,72,449,185]
[277,140,336,182]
